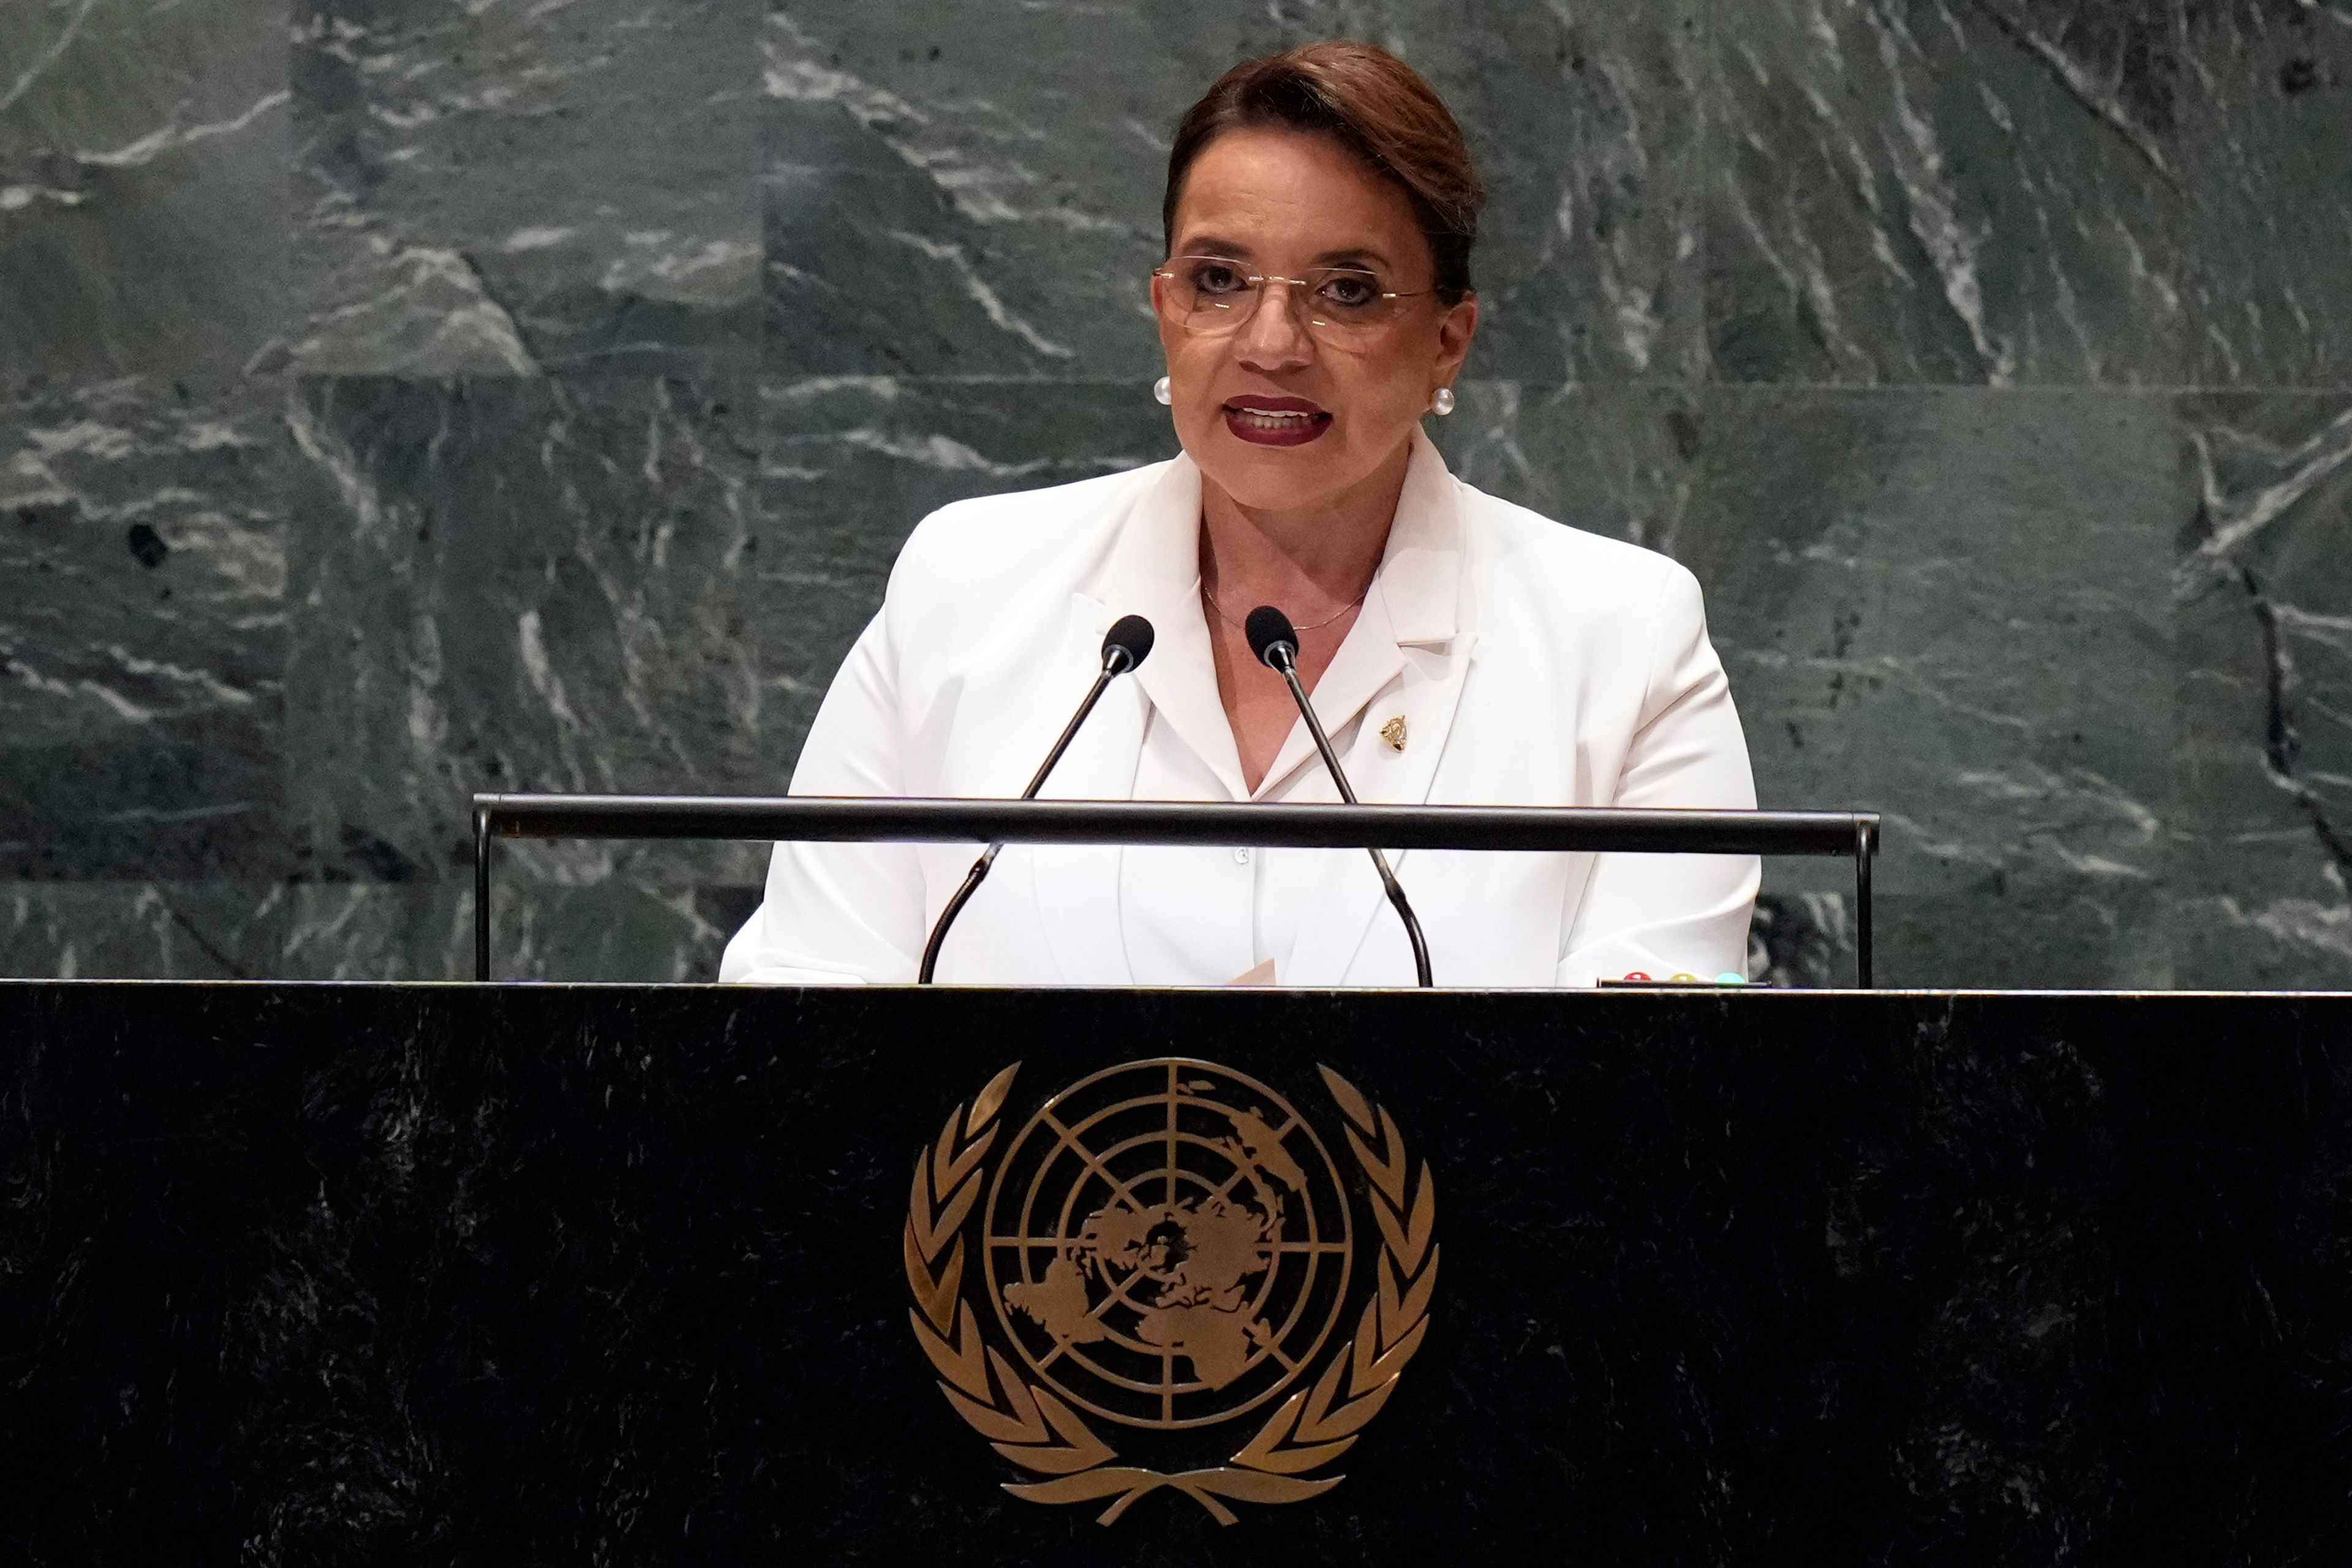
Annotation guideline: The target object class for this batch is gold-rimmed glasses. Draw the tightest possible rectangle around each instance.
[1151,255,1437,349]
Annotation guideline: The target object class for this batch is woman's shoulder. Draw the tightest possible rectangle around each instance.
[887,460,1171,596]
[1454,478,1700,610]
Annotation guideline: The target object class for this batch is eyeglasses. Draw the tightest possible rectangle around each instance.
[1151,255,1436,349]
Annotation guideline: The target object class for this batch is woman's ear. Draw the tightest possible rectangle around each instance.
[1434,293,1479,385]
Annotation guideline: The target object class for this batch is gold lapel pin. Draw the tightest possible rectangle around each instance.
[1379,714,1407,752]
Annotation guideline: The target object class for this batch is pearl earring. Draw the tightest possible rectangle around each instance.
[1153,375,1172,406]
[1431,387,1456,417]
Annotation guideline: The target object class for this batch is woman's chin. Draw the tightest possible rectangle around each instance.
[1196,431,1425,522]
[1191,433,1351,511]
[1197,462,1348,518]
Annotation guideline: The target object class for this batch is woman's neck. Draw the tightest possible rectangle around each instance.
[1196,438,1412,615]
[1196,437,1415,795]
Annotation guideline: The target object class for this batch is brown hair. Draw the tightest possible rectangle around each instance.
[1162,42,1487,303]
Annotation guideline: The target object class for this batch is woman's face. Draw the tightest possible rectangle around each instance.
[1156,127,1478,518]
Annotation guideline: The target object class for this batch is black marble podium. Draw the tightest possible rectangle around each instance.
[5,982,2350,1565]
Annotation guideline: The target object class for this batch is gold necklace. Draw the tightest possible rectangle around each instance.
[1199,577,1370,633]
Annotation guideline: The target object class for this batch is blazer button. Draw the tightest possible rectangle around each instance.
[1233,847,1251,865]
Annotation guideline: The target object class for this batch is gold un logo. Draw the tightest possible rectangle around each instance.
[903,1057,1438,1525]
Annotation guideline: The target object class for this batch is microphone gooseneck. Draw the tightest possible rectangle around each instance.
[919,616,1155,983]
[1245,606,1434,988]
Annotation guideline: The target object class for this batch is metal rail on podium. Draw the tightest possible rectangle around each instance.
[470,794,1882,987]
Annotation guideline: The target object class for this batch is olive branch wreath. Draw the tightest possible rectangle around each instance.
[903,1061,1438,1526]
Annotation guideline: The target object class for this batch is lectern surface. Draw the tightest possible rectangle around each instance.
[2,983,2348,1565]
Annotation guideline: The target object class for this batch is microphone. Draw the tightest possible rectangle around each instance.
[1245,606,1434,988]
[918,615,1155,982]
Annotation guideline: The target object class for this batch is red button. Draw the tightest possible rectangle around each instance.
[1622,971,1650,982]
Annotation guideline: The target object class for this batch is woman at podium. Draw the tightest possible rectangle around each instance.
[722,41,1757,988]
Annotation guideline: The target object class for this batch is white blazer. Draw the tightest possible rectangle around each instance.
[719,429,1758,988]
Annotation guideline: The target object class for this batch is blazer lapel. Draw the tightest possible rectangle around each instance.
[1279,639,1477,986]
[1283,431,1477,987]
[1026,456,1208,984]
[1020,597,1144,985]
[1017,432,1479,988]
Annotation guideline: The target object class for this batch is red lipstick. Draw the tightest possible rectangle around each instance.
[1221,395,1332,448]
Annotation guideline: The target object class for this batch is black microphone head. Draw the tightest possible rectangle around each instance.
[1101,614,1155,673]
[1244,605,1298,669]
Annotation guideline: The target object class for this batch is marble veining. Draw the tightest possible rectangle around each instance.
[761,0,1705,383]
[0,0,289,383]
[2,1,2351,982]
[1679,387,2177,987]
[2174,393,2352,985]
[290,0,760,375]
[1708,0,2188,386]
[757,374,1175,745]
[282,374,769,878]
[2176,2,2352,386]
[0,375,291,880]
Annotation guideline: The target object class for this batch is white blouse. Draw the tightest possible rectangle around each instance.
[720,429,1759,988]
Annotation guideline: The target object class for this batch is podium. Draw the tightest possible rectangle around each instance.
[6,981,2351,1563]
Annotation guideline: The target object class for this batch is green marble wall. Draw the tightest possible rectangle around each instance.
[3,0,2348,983]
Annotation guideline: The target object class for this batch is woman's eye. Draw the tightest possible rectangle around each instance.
[1319,274,1380,308]
[1191,263,1247,294]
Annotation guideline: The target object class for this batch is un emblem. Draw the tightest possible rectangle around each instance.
[903,1058,1438,1525]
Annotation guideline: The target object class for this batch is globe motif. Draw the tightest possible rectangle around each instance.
[984,1059,1354,1430]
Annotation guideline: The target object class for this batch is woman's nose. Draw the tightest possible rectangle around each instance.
[1234,278,1315,371]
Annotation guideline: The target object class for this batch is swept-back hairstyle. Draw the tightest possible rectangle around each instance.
[1162,41,1487,302]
